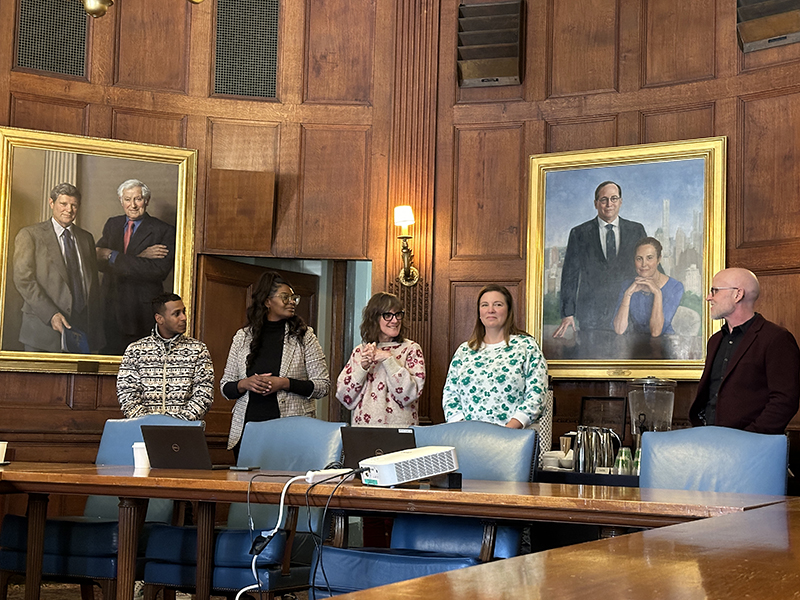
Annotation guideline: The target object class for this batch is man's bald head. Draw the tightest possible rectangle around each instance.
[718,268,759,304]
[708,268,759,326]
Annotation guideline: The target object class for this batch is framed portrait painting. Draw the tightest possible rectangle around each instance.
[0,127,197,373]
[526,137,726,379]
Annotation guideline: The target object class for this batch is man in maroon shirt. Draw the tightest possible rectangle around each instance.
[690,268,800,434]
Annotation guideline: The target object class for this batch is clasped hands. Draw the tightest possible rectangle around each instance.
[238,373,287,395]
[624,276,660,297]
[360,342,392,370]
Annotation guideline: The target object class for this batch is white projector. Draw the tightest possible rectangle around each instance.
[359,445,458,487]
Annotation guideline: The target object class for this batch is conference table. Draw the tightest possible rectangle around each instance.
[0,462,786,600]
[331,497,800,599]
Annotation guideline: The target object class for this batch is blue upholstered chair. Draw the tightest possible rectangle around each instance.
[143,416,345,599]
[0,414,202,599]
[640,426,788,495]
[309,421,539,597]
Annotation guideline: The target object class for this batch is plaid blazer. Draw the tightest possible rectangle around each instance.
[221,324,331,449]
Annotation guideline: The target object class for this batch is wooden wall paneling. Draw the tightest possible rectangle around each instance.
[453,124,525,260]
[111,109,188,147]
[546,116,617,153]
[304,0,375,104]
[114,0,191,92]
[187,0,213,98]
[204,119,280,253]
[448,280,523,359]
[757,270,800,429]
[195,255,262,432]
[68,374,100,410]
[327,260,348,422]
[642,0,716,88]
[98,374,122,410]
[641,104,715,144]
[298,124,370,258]
[9,93,88,135]
[209,120,280,172]
[379,0,439,421]
[206,169,276,253]
[736,89,800,256]
[88,5,116,87]
[0,0,13,125]
[547,0,619,98]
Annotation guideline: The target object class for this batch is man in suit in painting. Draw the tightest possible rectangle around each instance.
[553,181,647,340]
[13,182,105,353]
[95,179,175,355]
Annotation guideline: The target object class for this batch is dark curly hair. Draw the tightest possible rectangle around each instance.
[467,284,528,350]
[360,292,405,344]
[245,271,307,371]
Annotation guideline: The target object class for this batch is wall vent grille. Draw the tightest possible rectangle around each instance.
[16,0,87,77]
[215,0,279,98]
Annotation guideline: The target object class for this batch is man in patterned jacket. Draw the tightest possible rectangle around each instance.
[117,292,214,420]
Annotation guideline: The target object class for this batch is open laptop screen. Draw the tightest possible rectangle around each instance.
[140,425,216,470]
[341,427,416,469]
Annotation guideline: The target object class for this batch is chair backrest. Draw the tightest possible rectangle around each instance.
[85,415,203,520]
[640,426,788,495]
[531,389,553,467]
[412,421,538,482]
[228,416,345,531]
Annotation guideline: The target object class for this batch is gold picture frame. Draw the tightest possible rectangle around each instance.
[0,126,197,373]
[527,137,726,380]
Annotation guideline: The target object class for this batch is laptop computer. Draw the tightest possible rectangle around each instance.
[140,425,227,470]
[341,427,417,469]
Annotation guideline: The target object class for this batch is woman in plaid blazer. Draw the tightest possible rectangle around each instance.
[221,271,330,458]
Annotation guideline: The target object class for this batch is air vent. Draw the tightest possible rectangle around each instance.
[737,0,800,53]
[457,0,522,88]
[16,0,86,77]
[214,0,279,98]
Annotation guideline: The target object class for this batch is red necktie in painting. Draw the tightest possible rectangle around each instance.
[123,220,133,253]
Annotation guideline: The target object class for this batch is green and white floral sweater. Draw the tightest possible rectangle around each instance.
[442,334,547,428]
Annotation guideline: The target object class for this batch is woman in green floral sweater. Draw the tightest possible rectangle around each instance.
[442,284,548,428]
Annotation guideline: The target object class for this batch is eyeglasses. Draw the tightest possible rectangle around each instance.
[274,293,301,305]
[709,287,738,297]
[381,311,405,322]
[597,196,621,205]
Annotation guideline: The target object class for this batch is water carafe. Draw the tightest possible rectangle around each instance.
[627,377,676,443]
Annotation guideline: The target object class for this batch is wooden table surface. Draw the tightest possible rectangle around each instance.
[0,462,783,527]
[0,462,787,600]
[330,497,800,600]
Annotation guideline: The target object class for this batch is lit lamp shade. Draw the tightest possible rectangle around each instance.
[394,205,415,228]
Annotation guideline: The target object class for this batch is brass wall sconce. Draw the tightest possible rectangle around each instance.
[394,205,420,287]
[83,0,204,18]
[83,0,114,18]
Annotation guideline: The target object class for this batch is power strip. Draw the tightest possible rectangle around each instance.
[304,468,355,484]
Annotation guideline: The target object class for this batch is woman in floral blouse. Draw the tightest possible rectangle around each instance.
[442,284,547,428]
[336,292,425,426]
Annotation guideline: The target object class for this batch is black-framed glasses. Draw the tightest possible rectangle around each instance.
[274,293,301,305]
[709,287,738,297]
[597,195,621,205]
[381,311,405,322]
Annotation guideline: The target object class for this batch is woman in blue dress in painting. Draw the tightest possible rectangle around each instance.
[612,237,684,337]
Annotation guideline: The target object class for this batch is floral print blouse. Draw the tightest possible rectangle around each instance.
[336,339,426,426]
